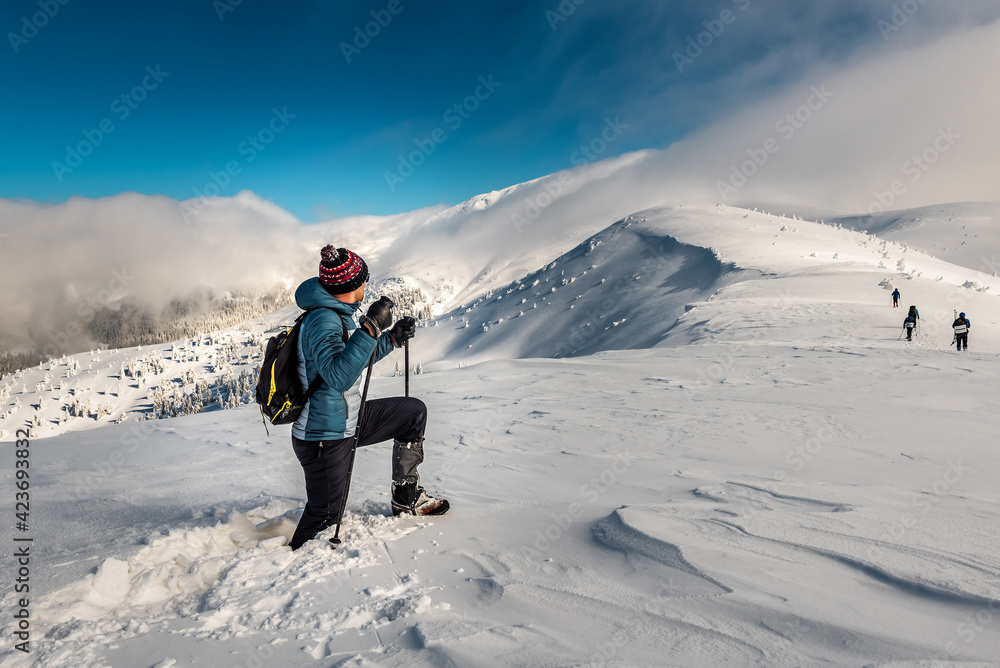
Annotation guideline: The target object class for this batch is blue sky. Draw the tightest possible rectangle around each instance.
[2,0,998,221]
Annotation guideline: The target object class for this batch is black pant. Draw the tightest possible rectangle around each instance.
[289,397,426,550]
[957,333,968,350]
[906,327,914,340]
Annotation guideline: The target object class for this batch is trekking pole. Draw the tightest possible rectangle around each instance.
[330,349,377,547]
[404,339,410,398]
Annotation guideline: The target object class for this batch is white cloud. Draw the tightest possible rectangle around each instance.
[652,18,1000,212]
[0,190,448,355]
[0,192,302,354]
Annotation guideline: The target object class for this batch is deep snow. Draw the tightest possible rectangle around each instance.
[2,203,999,667]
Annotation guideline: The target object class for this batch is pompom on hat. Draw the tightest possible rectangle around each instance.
[318,245,369,295]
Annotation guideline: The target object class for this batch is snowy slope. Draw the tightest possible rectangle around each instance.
[360,150,659,312]
[4,203,999,436]
[414,213,746,363]
[2,202,1000,666]
[409,204,1000,367]
[0,305,302,442]
[834,203,1000,276]
[3,348,1000,666]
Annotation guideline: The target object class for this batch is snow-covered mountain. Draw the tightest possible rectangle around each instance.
[6,201,996,443]
[833,202,1000,274]
[2,198,999,667]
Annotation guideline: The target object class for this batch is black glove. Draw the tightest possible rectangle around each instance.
[360,296,394,337]
[387,317,416,348]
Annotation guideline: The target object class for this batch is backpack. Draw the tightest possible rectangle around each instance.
[904,315,916,328]
[954,318,968,334]
[255,309,348,431]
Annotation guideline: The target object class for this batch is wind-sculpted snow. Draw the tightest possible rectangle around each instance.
[5,336,1000,665]
[3,203,1000,665]
[624,485,1000,609]
[593,508,732,597]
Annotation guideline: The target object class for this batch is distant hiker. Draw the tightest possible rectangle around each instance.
[903,305,919,341]
[891,288,900,308]
[288,246,448,551]
[953,312,971,351]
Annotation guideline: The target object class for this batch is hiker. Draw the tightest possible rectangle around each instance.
[903,305,919,341]
[891,288,900,308]
[953,312,971,351]
[288,245,448,551]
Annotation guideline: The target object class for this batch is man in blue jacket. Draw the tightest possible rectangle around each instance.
[289,245,448,551]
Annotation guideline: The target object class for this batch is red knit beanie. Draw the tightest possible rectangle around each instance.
[318,245,369,295]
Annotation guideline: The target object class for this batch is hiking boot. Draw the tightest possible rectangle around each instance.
[391,481,449,516]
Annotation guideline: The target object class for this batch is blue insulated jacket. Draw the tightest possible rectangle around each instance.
[291,278,395,441]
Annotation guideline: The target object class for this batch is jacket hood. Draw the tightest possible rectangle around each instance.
[295,277,360,316]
